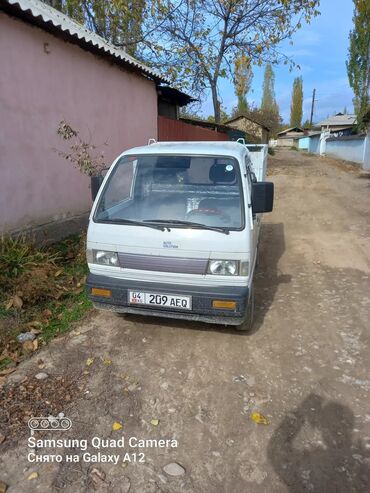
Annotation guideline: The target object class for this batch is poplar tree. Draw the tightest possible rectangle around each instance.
[234,55,253,115]
[290,76,303,127]
[261,64,278,114]
[346,0,370,129]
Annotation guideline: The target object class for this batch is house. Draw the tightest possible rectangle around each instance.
[0,0,191,238]
[225,114,270,143]
[318,113,357,136]
[276,127,305,147]
[157,86,196,120]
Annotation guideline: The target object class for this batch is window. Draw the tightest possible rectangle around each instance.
[95,154,244,230]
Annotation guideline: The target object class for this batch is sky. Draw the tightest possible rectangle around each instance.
[200,0,356,124]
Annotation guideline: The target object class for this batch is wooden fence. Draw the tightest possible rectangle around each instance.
[158,116,229,142]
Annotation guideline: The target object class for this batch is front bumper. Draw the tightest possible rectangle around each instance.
[87,273,249,325]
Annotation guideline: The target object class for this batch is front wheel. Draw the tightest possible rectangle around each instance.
[235,284,254,332]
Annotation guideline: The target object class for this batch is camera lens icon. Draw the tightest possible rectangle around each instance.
[28,417,72,431]
[29,419,39,429]
[60,418,71,429]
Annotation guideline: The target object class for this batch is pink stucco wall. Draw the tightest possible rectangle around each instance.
[0,13,158,232]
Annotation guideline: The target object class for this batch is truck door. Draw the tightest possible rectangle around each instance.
[245,157,260,277]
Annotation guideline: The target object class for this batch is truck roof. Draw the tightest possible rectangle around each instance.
[123,141,248,160]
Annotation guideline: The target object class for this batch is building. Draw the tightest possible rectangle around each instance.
[298,131,321,150]
[318,113,357,136]
[225,114,270,143]
[0,0,191,237]
[276,127,305,147]
[157,86,196,120]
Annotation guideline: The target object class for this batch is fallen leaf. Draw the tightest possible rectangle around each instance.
[22,341,35,353]
[32,340,38,351]
[150,419,159,426]
[26,321,42,328]
[0,480,8,493]
[103,358,112,365]
[30,328,41,335]
[27,472,38,480]
[4,299,13,310]
[54,270,63,277]
[86,358,94,367]
[251,412,270,425]
[0,367,16,377]
[89,467,106,486]
[0,433,5,444]
[13,295,23,309]
[112,422,122,431]
[37,359,45,369]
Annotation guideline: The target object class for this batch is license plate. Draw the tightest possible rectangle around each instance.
[129,291,192,310]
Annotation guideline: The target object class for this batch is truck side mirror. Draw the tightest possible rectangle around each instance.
[91,175,104,201]
[251,181,274,213]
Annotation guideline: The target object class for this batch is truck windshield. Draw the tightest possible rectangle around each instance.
[94,154,244,230]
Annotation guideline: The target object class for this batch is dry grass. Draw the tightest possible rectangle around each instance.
[0,234,92,373]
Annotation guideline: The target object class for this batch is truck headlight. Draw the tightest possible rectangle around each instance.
[92,250,120,266]
[207,260,239,276]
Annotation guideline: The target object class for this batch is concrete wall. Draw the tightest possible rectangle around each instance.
[0,13,158,233]
[308,135,320,154]
[363,123,370,171]
[325,137,365,165]
[277,138,296,147]
[298,137,310,150]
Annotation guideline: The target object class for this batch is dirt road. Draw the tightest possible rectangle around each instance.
[1,149,370,492]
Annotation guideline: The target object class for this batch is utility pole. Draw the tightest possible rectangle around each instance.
[310,88,316,126]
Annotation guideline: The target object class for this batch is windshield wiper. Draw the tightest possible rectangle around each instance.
[143,219,230,235]
[101,218,166,231]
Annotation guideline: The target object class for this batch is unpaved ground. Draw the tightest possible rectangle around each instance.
[1,149,370,492]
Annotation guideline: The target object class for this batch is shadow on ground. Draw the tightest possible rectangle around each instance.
[268,393,370,492]
[253,222,291,332]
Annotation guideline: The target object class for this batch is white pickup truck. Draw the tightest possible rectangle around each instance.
[86,141,273,331]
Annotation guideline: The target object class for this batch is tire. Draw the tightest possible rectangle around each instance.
[235,284,254,332]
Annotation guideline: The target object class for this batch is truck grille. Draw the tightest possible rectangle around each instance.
[117,252,208,275]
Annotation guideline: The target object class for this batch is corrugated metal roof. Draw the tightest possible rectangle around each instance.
[225,113,271,131]
[2,0,169,83]
[277,127,304,135]
[318,114,356,127]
